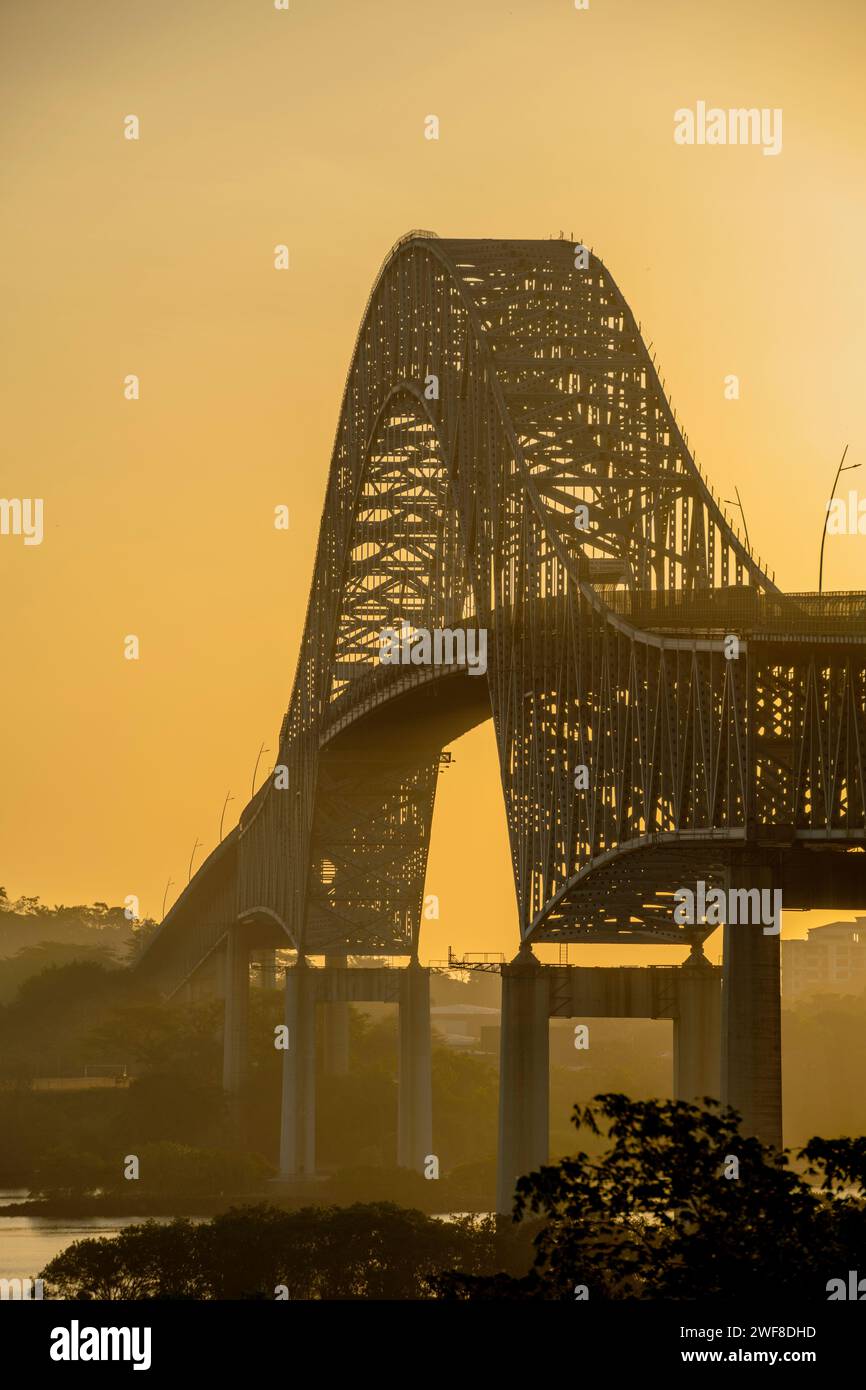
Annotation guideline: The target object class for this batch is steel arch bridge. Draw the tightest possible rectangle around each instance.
[139,232,866,995]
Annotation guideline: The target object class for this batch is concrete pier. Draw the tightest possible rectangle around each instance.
[274,958,432,1179]
[494,950,725,1213]
[674,945,722,1103]
[278,956,317,1178]
[496,945,550,1215]
[397,961,433,1172]
[721,864,783,1149]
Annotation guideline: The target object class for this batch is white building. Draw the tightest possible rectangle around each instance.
[782,919,866,1000]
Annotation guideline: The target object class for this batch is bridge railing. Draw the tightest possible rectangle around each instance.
[603,588,866,639]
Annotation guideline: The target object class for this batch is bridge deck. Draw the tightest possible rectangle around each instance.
[607,588,866,640]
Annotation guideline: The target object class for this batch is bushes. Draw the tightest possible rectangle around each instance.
[41,1220,203,1300]
[40,1203,521,1300]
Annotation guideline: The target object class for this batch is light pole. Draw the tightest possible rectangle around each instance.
[219,790,234,842]
[188,838,202,884]
[819,445,859,594]
[723,486,750,554]
[251,743,270,800]
[161,877,174,920]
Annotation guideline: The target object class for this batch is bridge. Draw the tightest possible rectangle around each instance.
[136,233,866,1211]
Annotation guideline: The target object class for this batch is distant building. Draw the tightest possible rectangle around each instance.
[782,919,866,1000]
[430,1003,500,1049]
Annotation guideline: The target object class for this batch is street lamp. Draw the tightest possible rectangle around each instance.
[251,742,270,800]
[819,445,859,594]
[723,486,751,554]
[161,877,174,919]
[219,790,234,842]
[188,838,202,883]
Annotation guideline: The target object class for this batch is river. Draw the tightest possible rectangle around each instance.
[0,1191,173,1284]
[0,1192,482,1288]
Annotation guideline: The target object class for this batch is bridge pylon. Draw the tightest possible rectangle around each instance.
[721,863,783,1150]
[495,949,726,1214]
[266,957,433,1180]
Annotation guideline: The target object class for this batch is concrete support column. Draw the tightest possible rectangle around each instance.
[397,962,432,1172]
[322,953,350,1076]
[674,946,721,1103]
[496,945,550,1215]
[278,956,317,1178]
[222,924,250,1095]
[721,863,783,1149]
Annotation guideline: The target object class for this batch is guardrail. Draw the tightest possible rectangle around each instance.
[604,588,866,638]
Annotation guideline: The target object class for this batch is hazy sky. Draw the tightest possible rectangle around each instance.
[2,0,865,964]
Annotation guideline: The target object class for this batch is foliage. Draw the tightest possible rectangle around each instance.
[0,891,141,954]
[433,1094,866,1300]
[83,1002,224,1080]
[33,1140,271,1200]
[41,1220,204,1300]
[40,1203,519,1300]
[0,942,121,1005]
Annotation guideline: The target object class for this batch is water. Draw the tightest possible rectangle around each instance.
[0,1217,131,1282]
[0,1193,488,1286]
[0,1192,173,1284]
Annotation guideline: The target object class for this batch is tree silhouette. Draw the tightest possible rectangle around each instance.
[41,1203,502,1300]
[433,1094,866,1300]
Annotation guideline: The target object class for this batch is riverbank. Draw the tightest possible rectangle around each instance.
[0,1194,249,1219]
[0,1180,494,1220]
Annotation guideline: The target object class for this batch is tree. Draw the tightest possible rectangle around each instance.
[83,1000,223,1079]
[0,942,120,1005]
[123,918,160,965]
[433,1094,866,1300]
[43,1220,203,1299]
[200,1202,492,1299]
[40,1203,501,1300]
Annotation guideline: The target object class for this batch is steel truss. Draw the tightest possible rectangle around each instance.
[139,235,866,988]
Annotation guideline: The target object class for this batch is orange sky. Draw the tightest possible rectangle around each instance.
[1,0,865,965]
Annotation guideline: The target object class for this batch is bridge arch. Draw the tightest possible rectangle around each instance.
[140,233,866,988]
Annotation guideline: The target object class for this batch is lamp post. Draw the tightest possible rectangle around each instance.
[819,445,859,594]
[251,743,270,799]
[188,838,202,884]
[161,877,174,920]
[723,486,751,554]
[219,790,234,842]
